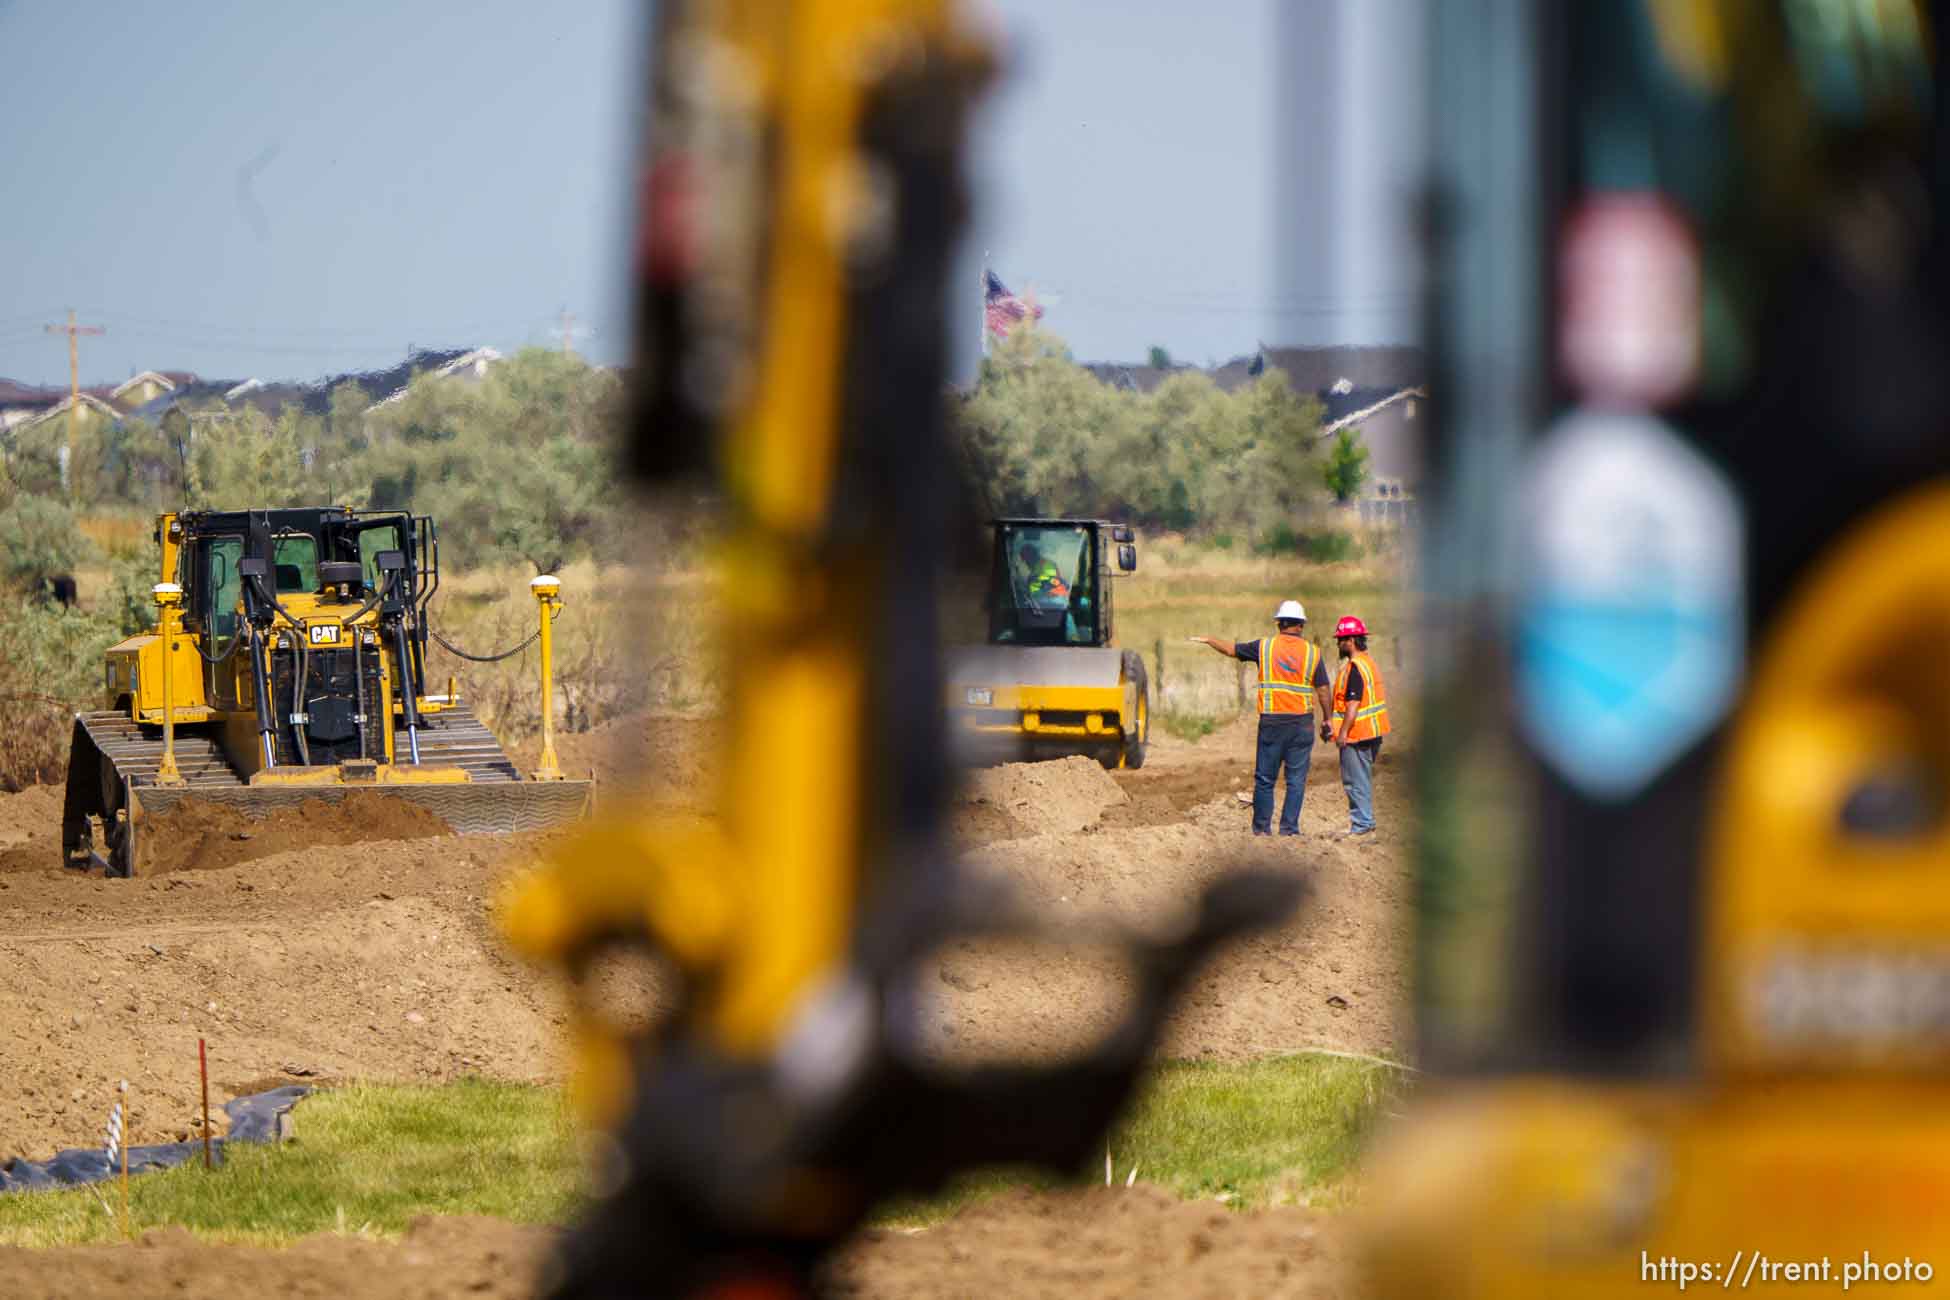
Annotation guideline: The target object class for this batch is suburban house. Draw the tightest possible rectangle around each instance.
[1,378,112,433]
[1,348,509,494]
[117,346,505,430]
[7,391,124,438]
[109,369,197,411]
[366,347,504,410]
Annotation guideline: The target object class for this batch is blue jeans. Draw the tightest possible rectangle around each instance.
[1340,738,1382,832]
[1253,721,1314,835]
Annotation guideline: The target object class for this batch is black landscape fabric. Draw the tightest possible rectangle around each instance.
[0,1086,310,1193]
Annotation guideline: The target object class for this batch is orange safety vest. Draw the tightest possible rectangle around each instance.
[1028,560,1069,600]
[1331,651,1391,741]
[1256,633,1320,716]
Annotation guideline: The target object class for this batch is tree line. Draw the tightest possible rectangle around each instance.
[954,328,1369,546]
[0,333,1378,786]
[0,348,626,577]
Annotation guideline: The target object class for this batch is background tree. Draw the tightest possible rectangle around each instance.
[1320,426,1370,504]
[0,495,96,592]
[1146,344,1172,370]
[957,327,1326,543]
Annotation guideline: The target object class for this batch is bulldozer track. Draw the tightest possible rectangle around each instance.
[74,705,528,787]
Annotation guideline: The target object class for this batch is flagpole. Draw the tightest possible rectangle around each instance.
[981,252,991,360]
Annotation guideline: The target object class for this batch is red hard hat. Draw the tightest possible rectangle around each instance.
[1335,615,1368,638]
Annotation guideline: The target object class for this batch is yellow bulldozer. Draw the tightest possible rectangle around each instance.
[944,516,1150,770]
[61,505,591,876]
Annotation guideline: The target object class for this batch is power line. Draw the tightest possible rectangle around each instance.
[36,309,590,354]
[0,309,73,330]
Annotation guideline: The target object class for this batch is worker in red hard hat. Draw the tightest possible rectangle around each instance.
[1328,615,1391,837]
[1191,599,1333,836]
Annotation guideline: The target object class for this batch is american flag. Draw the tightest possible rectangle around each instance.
[984,269,1043,339]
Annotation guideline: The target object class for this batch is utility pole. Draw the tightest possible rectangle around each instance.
[556,308,576,359]
[44,309,105,500]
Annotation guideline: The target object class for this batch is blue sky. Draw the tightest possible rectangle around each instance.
[0,0,1425,388]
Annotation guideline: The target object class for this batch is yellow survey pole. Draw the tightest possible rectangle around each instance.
[153,584,187,787]
[530,575,563,781]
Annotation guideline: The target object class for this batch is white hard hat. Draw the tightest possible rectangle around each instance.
[1275,599,1306,622]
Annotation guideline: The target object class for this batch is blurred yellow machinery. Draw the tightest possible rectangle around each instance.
[944,516,1151,770]
[498,2,1298,1296]
[1366,1,1950,1294]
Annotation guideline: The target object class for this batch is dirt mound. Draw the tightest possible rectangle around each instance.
[515,715,1132,845]
[1105,757,1256,828]
[508,713,719,807]
[959,756,1129,838]
[828,1185,1351,1298]
[0,1215,555,1300]
[136,792,454,875]
[0,785,62,845]
[0,786,65,874]
[0,708,1410,1166]
[0,832,568,1162]
[925,738,1408,1063]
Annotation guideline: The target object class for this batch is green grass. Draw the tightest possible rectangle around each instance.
[878,1053,1402,1226]
[1158,713,1222,743]
[0,1055,1400,1247]
[0,1079,584,1247]
[1113,533,1412,728]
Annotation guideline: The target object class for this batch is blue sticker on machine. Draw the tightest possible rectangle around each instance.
[1514,410,1744,799]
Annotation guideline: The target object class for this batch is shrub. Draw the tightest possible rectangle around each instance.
[101,544,161,636]
[1300,530,1361,564]
[1160,713,1220,743]
[0,599,124,790]
[0,496,97,593]
[1256,522,1300,557]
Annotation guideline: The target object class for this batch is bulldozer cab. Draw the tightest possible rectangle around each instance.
[175,507,432,631]
[987,518,1135,648]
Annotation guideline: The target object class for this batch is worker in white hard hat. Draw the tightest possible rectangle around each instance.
[1191,600,1333,835]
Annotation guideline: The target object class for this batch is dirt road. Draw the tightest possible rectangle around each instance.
[0,713,1407,1297]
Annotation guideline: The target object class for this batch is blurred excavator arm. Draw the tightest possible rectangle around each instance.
[499,4,1302,1296]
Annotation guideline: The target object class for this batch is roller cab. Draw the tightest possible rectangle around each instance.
[945,518,1149,769]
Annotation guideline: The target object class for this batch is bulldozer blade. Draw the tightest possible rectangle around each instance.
[127,780,594,867]
[65,704,592,876]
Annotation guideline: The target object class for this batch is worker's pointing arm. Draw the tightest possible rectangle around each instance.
[1191,636,1235,656]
